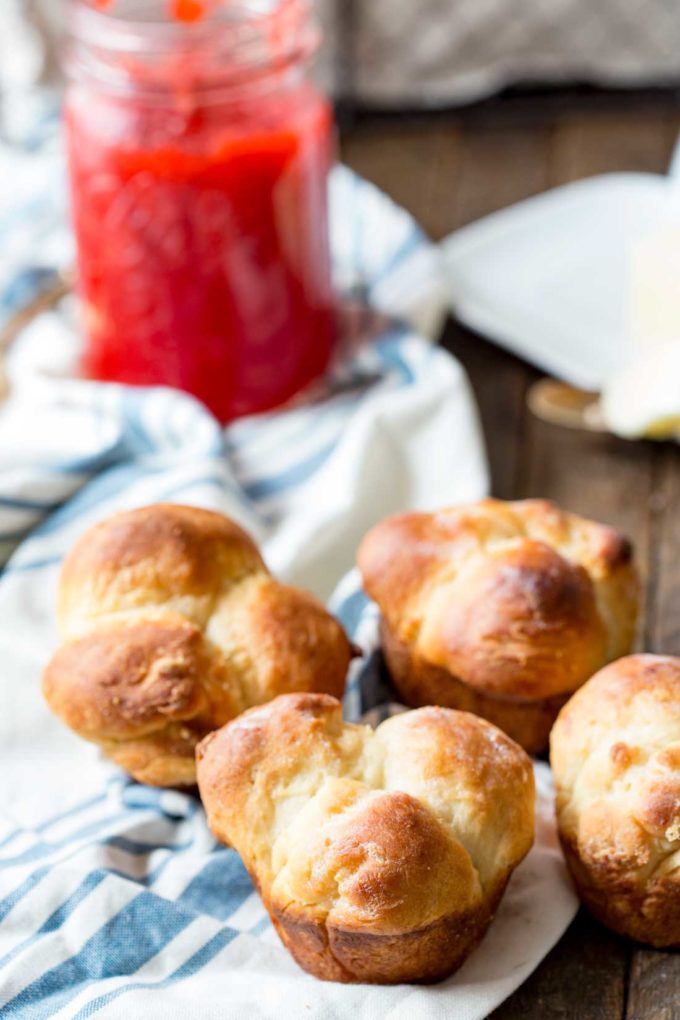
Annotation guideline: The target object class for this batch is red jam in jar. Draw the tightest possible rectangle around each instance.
[64,0,336,421]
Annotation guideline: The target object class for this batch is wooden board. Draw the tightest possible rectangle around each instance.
[341,104,680,1019]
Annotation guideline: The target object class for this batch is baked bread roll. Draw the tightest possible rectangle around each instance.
[43,505,351,787]
[197,692,535,984]
[551,654,680,947]
[358,498,638,753]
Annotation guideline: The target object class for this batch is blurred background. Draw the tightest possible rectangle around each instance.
[4,0,680,113]
[3,0,680,436]
[2,0,680,475]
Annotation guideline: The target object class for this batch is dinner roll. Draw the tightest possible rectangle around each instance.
[43,505,351,786]
[358,498,638,753]
[197,693,534,984]
[551,654,680,947]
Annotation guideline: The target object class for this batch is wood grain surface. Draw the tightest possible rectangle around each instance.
[341,103,680,1019]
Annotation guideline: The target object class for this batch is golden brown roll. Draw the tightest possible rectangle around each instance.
[550,654,680,947]
[358,498,639,753]
[197,692,535,984]
[43,504,351,786]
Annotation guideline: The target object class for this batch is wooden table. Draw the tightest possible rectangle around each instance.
[341,99,680,1019]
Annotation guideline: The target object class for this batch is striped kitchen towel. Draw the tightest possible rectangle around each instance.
[0,119,576,1018]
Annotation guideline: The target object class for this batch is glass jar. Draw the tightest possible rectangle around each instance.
[64,0,336,421]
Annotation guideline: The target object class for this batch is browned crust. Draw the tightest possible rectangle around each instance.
[44,506,352,786]
[42,616,212,741]
[358,499,639,715]
[380,618,568,754]
[559,833,680,949]
[102,725,204,788]
[266,879,508,984]
[57,503,265,624]
[550,655,680,947]
[196,694,535,984]
[553,654,680,728]
[517,499,634,574]
[227,579,351,706]
[358,498,635,621]
[41,614,235,787]
[417,540,609,699]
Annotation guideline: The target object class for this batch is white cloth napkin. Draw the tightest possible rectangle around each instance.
[0,565,578,1020]
[442,137,680,441]
[0,127,577,1017]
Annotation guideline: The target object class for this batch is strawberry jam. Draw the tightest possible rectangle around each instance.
[65,1,335,421]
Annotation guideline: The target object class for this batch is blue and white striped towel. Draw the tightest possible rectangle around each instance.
[0,120,576,1018]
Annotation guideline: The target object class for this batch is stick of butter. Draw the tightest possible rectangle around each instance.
[602,340,680,440]
[602,225,680,440]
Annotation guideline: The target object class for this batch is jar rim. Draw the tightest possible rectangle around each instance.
[66,0,319,93]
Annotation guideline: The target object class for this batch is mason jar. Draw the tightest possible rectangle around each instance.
[64,0,336,421]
